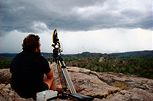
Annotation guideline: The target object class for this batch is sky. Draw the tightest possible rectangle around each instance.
[0,0,152,54]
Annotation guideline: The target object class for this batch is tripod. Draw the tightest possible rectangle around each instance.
[51,29,93,101]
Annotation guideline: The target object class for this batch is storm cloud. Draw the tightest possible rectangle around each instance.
[0,0,152,35]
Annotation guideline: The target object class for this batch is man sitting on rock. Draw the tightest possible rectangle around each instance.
[10,34,60,100]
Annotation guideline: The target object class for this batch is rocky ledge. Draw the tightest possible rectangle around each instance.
[0,65,153,101]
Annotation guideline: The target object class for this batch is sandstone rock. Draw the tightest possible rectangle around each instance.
[0,69,11,84]
[1,67,153,101]
[67,67,153,101]
[67,67,91,74]
[129,88,153,101]
[0,83,34,101]
[95,72,153,92]
[102,88,153,101]
[69,72,120,98]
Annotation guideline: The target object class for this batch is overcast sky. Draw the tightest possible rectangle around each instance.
[0,0,152,54]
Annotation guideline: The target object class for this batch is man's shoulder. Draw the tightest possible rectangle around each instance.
[40,55,48,61]
[12,52,23,59]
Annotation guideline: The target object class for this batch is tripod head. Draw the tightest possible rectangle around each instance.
[52,29,60,49]
[52,29,62,62]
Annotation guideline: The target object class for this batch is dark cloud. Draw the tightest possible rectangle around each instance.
[0,0,152,36]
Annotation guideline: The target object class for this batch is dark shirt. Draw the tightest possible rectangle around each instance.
[10,51,50,99]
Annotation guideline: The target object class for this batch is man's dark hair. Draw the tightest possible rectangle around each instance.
[22,34,40,52]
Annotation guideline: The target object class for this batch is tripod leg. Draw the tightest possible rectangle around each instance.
[61,68,76,94]
[52,62,68,93]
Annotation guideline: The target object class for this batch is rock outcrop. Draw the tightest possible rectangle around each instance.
[0,65,153,101]
[67,67,153,101]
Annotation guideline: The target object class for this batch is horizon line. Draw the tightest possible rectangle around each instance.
[0,50,152,55]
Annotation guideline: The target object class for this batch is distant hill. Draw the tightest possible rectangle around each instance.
[110,50,153,57]
[66,50,153,58]
[0,50,153,59]
[0,53,17,59]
